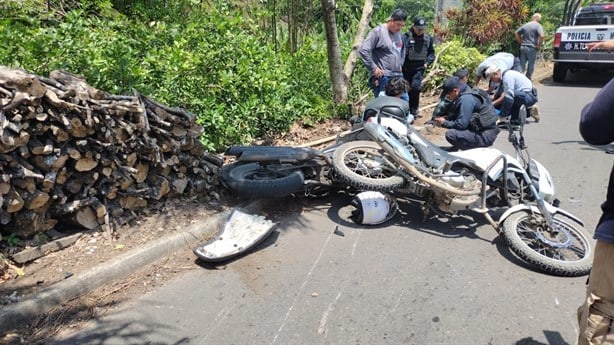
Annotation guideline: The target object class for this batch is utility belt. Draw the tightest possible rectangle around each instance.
[404,60,425,67]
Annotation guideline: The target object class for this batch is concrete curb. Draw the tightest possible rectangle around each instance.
[0,200,266,335]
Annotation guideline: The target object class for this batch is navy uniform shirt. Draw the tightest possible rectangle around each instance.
[580,77,614,242]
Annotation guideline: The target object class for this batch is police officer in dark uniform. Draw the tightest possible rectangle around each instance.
[403,16,435,117]
[433,77,500,151]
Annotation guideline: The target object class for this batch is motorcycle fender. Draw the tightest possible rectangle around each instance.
[498,204,584,226]
[225,146,320,162]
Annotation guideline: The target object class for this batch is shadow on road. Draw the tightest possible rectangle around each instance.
[541,69,614,89]
[318,191,543,272]
[516,329,571,345]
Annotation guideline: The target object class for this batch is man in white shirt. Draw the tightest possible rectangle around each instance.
[485,66,538,124]
[474,52,519,85]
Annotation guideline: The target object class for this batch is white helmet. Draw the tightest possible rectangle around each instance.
[350,191,398,225]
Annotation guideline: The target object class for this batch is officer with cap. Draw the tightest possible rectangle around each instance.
[432,68,471,119]
[402,16,436,117]
[433,77,500,151]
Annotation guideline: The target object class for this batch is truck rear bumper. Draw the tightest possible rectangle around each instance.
[553,49,614,69]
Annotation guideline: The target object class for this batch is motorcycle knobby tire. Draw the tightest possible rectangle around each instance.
[502,210,592,277]
[332,140,405,192]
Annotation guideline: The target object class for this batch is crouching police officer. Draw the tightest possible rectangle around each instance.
[433,77,500,151]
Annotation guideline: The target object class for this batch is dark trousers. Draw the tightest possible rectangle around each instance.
[500,91,537,121]
[403,67,424,115]
[445,127,500,151]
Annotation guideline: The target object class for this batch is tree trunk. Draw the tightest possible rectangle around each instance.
[321,0,347,104]
[343,0,374,80]
[321,0,374,105]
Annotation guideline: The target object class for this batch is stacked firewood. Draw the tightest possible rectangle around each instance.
[0,67,222,238]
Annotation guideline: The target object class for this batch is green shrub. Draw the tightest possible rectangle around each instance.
[424,39,485,94]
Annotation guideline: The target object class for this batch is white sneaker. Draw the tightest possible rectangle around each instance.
[530,105,540,123]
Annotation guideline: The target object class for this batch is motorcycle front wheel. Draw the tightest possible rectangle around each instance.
[502,210,592,277]
[332,140,405,191]
[219,162,304,199]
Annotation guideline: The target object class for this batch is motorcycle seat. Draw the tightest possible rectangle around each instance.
[363,106,407,123]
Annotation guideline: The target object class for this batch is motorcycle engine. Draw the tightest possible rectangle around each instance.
[433,174,482,212]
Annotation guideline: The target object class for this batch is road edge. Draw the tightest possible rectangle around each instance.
[0,200,267,335]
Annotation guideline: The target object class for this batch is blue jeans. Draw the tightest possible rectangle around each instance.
[519,45,537,80]
[370,76,409,101]
[500,91,537,122]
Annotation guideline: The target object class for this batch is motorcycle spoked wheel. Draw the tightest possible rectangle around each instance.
[219,162,305,199]
[332,140,405,192]
[501,210,592,277]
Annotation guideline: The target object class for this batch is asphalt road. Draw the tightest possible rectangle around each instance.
[51,72,614,345]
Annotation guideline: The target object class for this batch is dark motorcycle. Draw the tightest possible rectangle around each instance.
[219,104,410,199]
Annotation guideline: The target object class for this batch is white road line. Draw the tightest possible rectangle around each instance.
[351,231,362,257]
[271,231,334,345]
[317,290,343,335]
[200,307,231,344]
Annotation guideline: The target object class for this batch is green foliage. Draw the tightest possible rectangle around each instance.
[0,1,336,151]
[3,234,22,248]
[424,40,484,93]
[0,0,498,153]
[446,0,527,53]
[525,0,566,27]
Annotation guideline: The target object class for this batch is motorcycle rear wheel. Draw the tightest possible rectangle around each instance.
[332,140,405,191]
[502,210,592,277]
[220,162,304,199]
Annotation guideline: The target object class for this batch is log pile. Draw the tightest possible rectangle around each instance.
[0,67,222,238]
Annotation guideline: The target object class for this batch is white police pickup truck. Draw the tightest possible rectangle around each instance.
[553,2,614,82]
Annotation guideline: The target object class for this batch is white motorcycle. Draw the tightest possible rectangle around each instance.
[331,108,592,277]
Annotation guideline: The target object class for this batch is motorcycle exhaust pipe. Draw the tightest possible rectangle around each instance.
[365,122,480,197]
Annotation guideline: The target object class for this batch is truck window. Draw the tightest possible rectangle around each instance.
[574,13,611,25]
[573,7,614,26]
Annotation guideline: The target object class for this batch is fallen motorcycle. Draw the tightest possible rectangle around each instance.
[219,104,410,199]
[331,108,592,277]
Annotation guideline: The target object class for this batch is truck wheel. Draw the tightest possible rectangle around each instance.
[552,63,567,83]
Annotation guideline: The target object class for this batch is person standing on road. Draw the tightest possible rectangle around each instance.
[402,16,435,117]
[485,66,539,124]
[577,39,614,345]
[358,9,408,100]
[433,77,499,151]
[515,13,545,80]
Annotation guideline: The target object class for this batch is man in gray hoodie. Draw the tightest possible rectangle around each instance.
[359,9,408,101]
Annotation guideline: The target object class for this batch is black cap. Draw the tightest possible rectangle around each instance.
[442,76,461,94]
[454,68,469,79]
[413,17,426,29]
